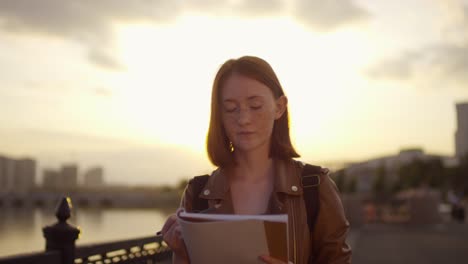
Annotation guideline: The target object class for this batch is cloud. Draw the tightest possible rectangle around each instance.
[189,0,368,28]
[367,3,468,86]
[234,0,284,17]
[431,43,468,80]
[367,51,424,80]
[294,0,369,31]
[367,43,468,86]
[0,0,179,70]
[0,0,178,35]
[0,0,369,69]
[88,49,125,71]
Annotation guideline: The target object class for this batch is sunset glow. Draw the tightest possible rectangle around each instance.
[0,0,467,185]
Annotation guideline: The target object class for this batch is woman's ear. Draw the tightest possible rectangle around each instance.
[275,95,288,120]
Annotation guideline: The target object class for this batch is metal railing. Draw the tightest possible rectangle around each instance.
[0,197,172,264]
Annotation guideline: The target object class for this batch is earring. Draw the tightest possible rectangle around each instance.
[229,141,234,153]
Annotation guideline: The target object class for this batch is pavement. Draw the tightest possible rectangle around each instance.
[351,222,468,264]
[160,221,468,264]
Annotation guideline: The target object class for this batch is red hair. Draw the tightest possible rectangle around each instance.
[206,56,300,167]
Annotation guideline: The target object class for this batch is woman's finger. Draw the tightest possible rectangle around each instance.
[163,222,188,258]
[162,220,179,247]
[161,207,185,235]
[161,214,177,235]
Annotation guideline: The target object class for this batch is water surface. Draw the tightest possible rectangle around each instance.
[0,207,174,258]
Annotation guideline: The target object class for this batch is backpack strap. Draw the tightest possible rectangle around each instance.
[301,163,323,264]
[189,175,210,212]
[301,164,322,231]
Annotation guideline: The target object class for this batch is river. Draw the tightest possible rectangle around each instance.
[0,207,175,258]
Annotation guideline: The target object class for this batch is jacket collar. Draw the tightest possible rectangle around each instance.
[198,159,304,201]
[273,159,304,195]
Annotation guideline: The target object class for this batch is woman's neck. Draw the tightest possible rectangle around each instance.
[231,149,274,183]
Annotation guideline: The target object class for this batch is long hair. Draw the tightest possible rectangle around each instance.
[206,56,300,167]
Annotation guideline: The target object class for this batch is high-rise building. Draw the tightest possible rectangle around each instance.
[61,164,78,189]
[83,167,104,188]
[42,169,61,189]
[0,155,15,192]
[455,102,468,159]
[13,158,36,192]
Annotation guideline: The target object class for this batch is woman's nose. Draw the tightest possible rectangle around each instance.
[237,108,252,125]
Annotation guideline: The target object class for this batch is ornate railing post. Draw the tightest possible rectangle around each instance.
[43,197,80,264]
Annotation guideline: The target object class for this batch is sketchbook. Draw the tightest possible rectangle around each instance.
[177,211,288,264]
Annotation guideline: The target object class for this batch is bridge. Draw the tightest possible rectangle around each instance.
[0,188,180,209]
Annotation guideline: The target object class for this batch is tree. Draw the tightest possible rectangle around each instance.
[373,164,387,201]
[373,165,387,193]
[425,158,445,189]
[333,169,346,193]
[347,177,357,193]
[396,158,425,190]
[178,178,189,191]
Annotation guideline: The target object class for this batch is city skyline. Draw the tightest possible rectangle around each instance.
[1,0,468,185]
[0,152,105,191]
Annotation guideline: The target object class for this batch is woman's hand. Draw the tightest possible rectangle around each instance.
[161,209,189,262]
[258,254,291,264]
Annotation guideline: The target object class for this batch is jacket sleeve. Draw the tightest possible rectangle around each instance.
[312,172,352,264]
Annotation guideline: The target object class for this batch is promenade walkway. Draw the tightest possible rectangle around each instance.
[160,222,468,264]
[351,222,468,264]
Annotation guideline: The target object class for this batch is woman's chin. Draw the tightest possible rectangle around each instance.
[234,142,267,153]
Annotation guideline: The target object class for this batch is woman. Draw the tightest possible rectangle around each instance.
[161,56,352,264]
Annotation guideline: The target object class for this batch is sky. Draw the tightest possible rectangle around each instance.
[1,0,468,186]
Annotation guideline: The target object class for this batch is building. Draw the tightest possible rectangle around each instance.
[13,158,36,192]
[344,148,455,193]
[83,167,104,188]
[455,102,468,159]
[0,155,15,192]
[0,155,36,193]
[14,158,36,191]
[42,169,61,189]
[61,164,78,189]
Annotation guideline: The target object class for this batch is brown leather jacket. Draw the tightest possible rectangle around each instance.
[180,159,352,264]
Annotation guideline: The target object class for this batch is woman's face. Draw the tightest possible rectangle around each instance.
[221,73,286,154]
